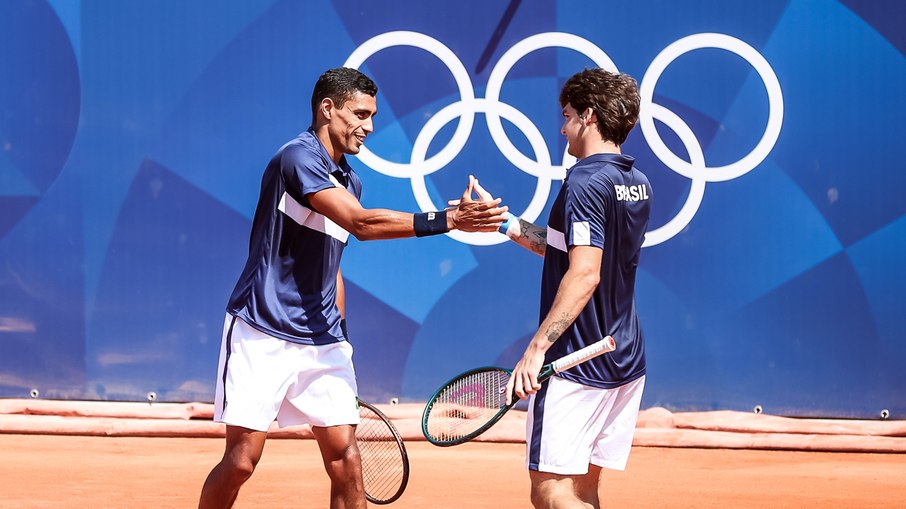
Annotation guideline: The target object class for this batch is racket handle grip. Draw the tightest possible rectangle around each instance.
[551,336,616,373]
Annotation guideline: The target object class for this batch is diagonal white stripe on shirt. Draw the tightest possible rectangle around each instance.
[277,180,351,243]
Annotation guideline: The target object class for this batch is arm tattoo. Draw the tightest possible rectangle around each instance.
[516,218,547,256]
[544,312,573,343]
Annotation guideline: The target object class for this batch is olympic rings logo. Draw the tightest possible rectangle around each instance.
[344,31,783,247]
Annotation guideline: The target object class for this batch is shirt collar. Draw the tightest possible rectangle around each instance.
[568,153,635,176]
[306,127,352,176]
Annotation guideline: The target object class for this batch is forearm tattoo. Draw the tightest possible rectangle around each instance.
[516,218,547,256]
[544,312,573,343]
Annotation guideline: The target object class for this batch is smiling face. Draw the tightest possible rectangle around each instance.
[320,91,377,161]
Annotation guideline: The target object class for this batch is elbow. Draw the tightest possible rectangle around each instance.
[348,223,371,241]
[575,267,600,290]
[347,219,382,241]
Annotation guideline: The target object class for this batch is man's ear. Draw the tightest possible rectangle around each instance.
[584,108,595,125]
[320,98,334,119]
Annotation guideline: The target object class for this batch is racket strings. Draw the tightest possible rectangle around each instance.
[356,407,406,503]
[426,369,510,442]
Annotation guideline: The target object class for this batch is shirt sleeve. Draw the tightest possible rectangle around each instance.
[562,175,609,249]
[281,143,336,200]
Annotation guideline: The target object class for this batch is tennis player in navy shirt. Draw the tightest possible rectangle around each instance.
[198,67,508,509]
[493,68,652,508]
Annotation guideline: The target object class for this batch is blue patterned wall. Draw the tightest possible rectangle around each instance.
[1,0,903,418]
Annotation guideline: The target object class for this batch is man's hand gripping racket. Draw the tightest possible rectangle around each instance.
[421,336,616,446]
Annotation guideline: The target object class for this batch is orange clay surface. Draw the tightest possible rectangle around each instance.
[1,434,904,508]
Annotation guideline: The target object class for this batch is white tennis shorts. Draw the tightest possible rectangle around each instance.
[526,375,646,474]
[214,314,359,432]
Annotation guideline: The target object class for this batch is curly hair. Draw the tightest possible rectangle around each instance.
[558,68,640,145]
[310,67,378,118]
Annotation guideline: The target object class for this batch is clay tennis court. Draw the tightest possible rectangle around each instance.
[3,435,906,508]
[1,400,904,508]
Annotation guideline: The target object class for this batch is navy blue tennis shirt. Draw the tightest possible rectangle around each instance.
[227,128,361,345]
[541,153,652,388]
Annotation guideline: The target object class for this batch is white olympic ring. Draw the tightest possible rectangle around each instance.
[410,98,553,246]
[485,32,619,181]
[343,30,784,247]
[641,103,707,247]
[344,31,475,179]
[638,33,784,183]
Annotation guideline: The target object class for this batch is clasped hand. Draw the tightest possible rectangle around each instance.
[448,175,508,232]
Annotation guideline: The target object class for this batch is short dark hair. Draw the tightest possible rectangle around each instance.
[310,67,378,118]
[558,68,640,145]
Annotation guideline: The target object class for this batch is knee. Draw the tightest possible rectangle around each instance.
[530,484,553,509]
[530,477,571,509]
[530,490,549,509]
[222,453,259,484]
[323,444,362,481]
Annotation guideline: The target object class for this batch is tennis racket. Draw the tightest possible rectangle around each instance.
[421,336,617,447]
[355,398,409,504]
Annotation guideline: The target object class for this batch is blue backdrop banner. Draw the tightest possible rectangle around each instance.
[1,0,903,418]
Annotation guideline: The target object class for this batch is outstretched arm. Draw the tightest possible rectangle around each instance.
[468,180,547,256]
[500,215,548,257]
[308,176,508,241]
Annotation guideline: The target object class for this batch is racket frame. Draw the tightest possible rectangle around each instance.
[420,366,516,447]
[356,398,410,505]
[421,336,615,447]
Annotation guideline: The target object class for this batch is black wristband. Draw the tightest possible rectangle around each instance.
[413,210,449,237]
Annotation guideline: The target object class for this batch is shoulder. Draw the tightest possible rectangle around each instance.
[278,133,328,171]
[632,166,651,187]
[567,163,615,194]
